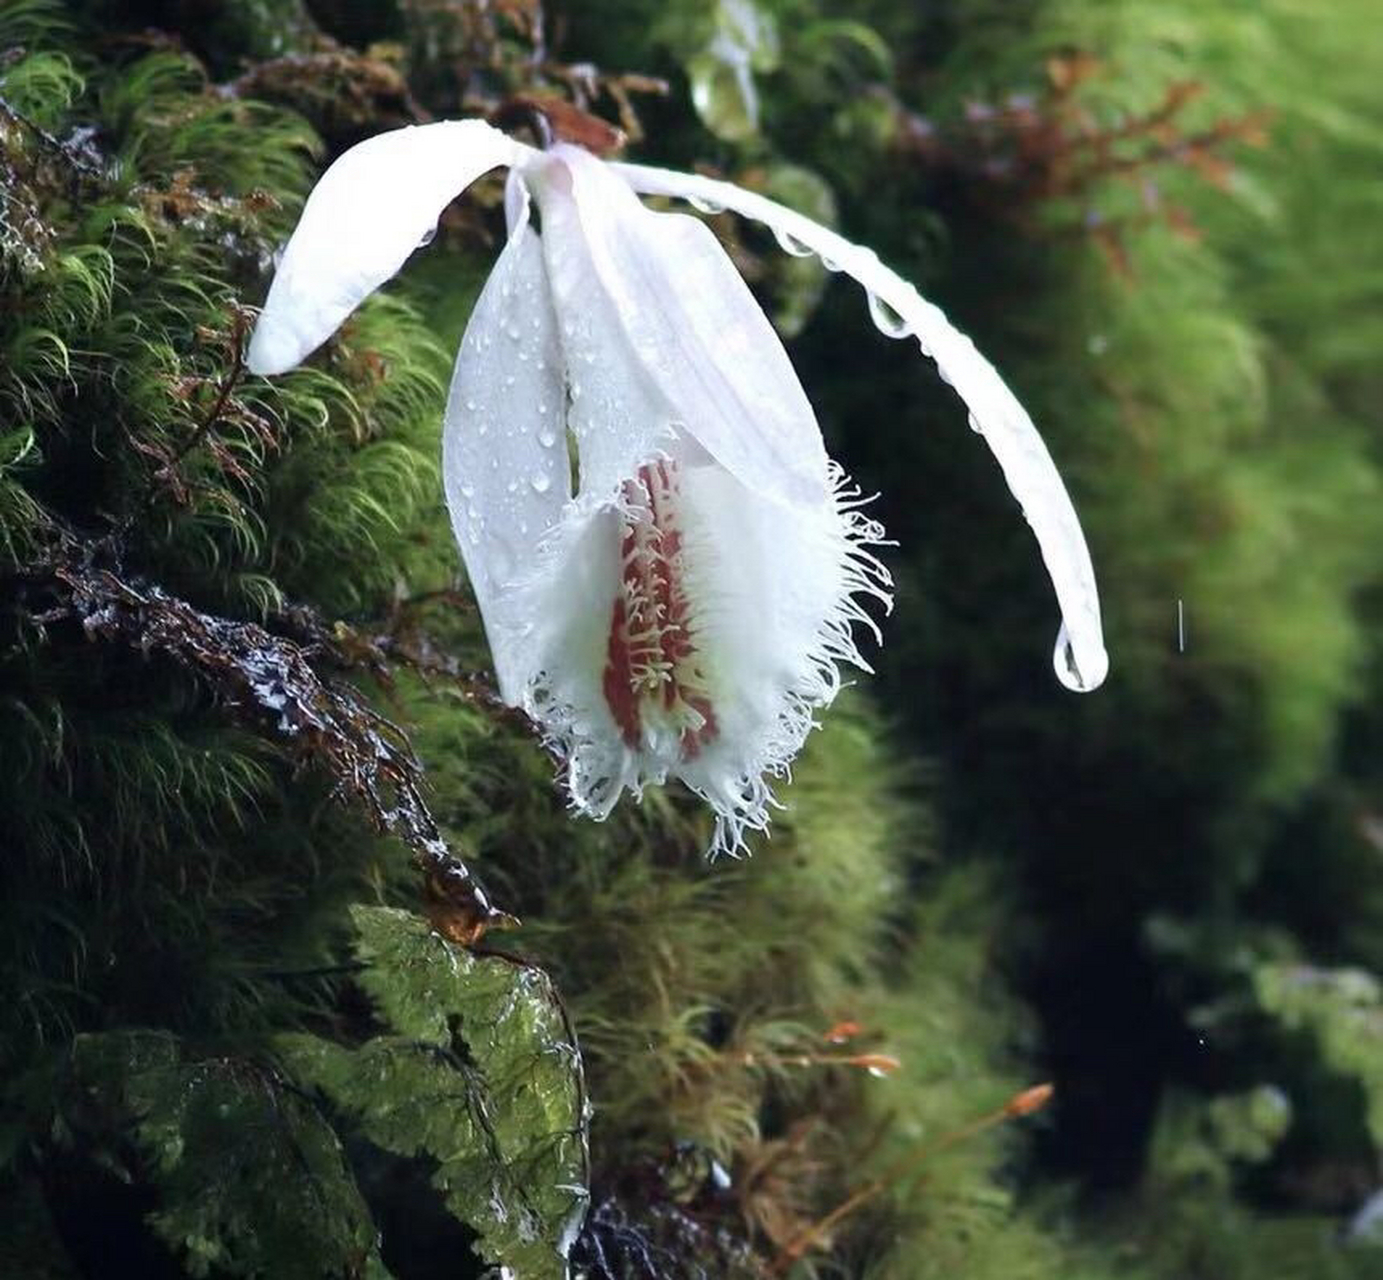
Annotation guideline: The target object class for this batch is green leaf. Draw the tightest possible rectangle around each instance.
[280,906,588,1280]
[1253,963,1383,1146]
[59,1031,384,1279]
[686,0,779,142]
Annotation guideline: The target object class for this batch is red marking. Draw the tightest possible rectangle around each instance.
[601,461,718,757]
[602,596,641,747]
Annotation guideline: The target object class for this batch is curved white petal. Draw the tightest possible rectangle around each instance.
[610,160,1109,693]
[249,120,534,375]
[442,194,568,702]
[528,145,831,512]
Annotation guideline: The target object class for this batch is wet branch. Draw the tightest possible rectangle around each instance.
[11,523,515,941]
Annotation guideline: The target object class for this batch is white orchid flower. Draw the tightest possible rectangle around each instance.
[247,119,1107,856]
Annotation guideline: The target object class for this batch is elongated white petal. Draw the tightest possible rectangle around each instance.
[442,195,568,703]
[248,120,533,375]
[610,161,1108,692]
[529,146,831,512]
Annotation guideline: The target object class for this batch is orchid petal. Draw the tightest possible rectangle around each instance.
[610,161,1109,692]
[248,120,533,375]
[530,145,830,513]
[442,194,568,703]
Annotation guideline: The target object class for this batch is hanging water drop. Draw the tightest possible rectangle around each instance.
[772,227,814,258]
[688,194,727,216]
[1053,622,1105,693]
[867,292,912,340]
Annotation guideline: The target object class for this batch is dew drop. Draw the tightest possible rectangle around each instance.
[531,473,552,494]
[1053,621,1107,693]
[507,324,522,340]
[538,427,557,448]
[773,228,815,258]
[688,194,727,215]
[867,292,912,340]
[967,413,984,434]
[465,398,477,412]
[417,224,438,248]
[505,374,515,387]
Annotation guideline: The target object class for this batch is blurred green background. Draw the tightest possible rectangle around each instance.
[2,0,1381,1276]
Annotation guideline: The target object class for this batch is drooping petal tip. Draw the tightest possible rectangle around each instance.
[249,118,534,376]
[245,311,301,377]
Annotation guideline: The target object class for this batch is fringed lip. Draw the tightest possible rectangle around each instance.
[503,448,894,859]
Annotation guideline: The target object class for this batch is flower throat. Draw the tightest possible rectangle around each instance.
[602,460,718,757]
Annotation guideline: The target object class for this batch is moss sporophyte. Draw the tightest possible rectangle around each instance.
[247,120,1108,855]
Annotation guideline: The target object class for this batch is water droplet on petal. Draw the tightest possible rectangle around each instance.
[1053,621,1107,692]
[867,292,912,340]
[967,413,984,434]
[465,399,477,412]
[773,227,814,258]
[531,473,552,494]
[538,427,557,448]
[688,194,727,215]
[417,224,438,248]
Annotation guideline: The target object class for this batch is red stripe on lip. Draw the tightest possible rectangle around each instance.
[602,460,718,756]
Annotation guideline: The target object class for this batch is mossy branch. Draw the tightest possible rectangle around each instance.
[11,521,513,940]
